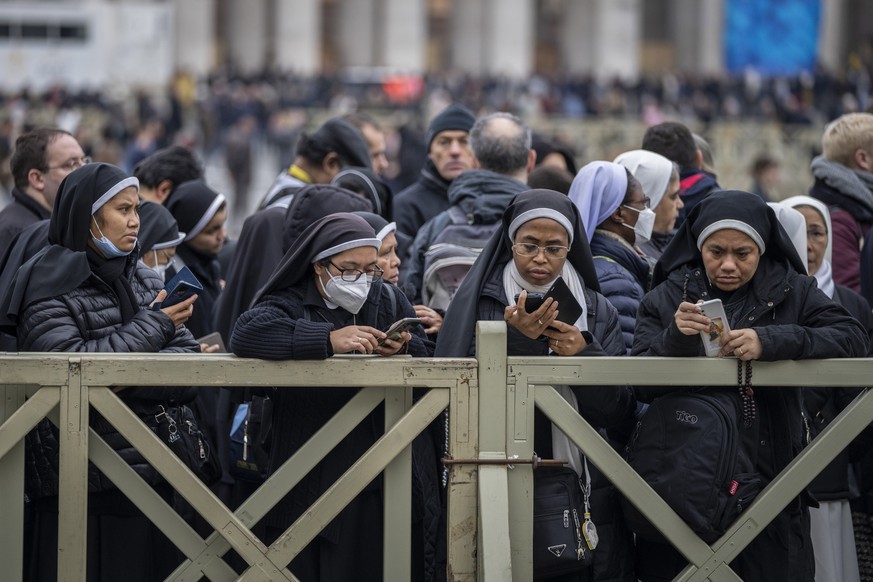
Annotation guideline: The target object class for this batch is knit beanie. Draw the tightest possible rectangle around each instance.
[426,104,476,151]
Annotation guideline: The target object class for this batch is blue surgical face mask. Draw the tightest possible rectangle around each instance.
[91,216,134,258]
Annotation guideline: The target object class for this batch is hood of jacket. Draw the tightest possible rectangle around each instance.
[446,169,528,223]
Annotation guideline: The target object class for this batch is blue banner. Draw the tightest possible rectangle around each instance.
[725,0,820,75]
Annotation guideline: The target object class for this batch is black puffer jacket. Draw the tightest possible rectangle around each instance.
[19,259,200,499]
[473,268,638,582]
[631,258,869,582]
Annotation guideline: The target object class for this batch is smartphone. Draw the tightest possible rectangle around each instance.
[698,299,731,357]
[378,317,423,345]
[151,266,203,310]
[513,277,583,326]
[514,292,545,312]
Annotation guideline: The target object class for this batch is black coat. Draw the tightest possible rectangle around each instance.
[393,162,452,238]
[18,260,199,499]
[804,284,873,502]
[473,267,638,582]
[631,258,869,582]
[230,278,431,581]
[0,187,50,255]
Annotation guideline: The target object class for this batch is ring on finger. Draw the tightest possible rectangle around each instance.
[537,319,543,325]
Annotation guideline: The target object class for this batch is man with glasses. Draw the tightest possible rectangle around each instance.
[0,128,87,252]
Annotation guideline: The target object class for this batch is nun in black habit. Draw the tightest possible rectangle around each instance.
[230,213,429,581]
[1,163,200,582]
[631,190,869,581]
[136,200,185,279]
[212,184,372,348]
[435,189,637,582]
[164,179,227,340]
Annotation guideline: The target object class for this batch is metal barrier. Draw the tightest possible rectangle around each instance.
[1,322,871,581]
[0,353,478,582]
[473,321,873,581]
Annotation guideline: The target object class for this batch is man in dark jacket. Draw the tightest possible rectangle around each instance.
[809,112,873,297]
[0,128,86,253]
[402,112,535,304]
[394,103,476,238]
[642,122,719,227]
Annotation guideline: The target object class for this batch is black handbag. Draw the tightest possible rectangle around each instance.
[229,394,273,482]
[533,463,597,580]
[150,404,221,485]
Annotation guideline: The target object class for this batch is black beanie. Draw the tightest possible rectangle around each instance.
[426,104,476,151]
[305,118,373,170]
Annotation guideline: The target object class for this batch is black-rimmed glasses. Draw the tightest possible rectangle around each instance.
[324,261,384,282]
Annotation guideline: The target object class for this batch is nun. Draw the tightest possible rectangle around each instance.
[568,161,653,353]
[136,200,185,280]
[1,163,200,581]
[230,213,429,581]
[783,195,873,582]
[631,190,868,581]
[354,210,443,337]
[164,179,227,339]
[613,149,682,260]
[213,184,371,348]
[436,189,637,582]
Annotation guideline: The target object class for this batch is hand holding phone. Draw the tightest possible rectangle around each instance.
[151,266,203,311]
[698,299,731,357]
[377,317,423,346]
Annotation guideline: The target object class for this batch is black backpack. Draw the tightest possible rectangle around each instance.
[622,389,763,543]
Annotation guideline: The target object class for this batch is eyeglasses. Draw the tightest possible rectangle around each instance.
[47,156,92,172]
[625,196,651,210]
[152,249,176,268]
[512,243,570,259]
[325,261,384,282]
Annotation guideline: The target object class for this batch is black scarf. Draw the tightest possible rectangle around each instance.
[87,246,138,324]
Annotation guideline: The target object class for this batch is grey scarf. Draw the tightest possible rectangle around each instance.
[810,156,873,213]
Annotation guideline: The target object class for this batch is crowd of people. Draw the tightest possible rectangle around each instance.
[1,100,873,582]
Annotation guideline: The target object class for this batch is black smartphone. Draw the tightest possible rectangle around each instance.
[378,317,423,345]
[513,277,583,326]
[514,292,545,312]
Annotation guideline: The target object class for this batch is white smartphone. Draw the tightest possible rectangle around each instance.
[698,299,731,357]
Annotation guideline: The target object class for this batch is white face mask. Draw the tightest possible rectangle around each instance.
[148,250,174,281]
[319,272,372,314]
[622,206,656,243]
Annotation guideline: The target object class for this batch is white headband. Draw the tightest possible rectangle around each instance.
[150,232,186,250]
[184,194,226,241]
[91,177,139,214]
[375,222,397,242]
[508,208,575,245]
[313,238,381,262]
[696,219,766,254]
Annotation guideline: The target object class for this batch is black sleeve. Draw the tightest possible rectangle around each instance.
[231,292,334,360]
